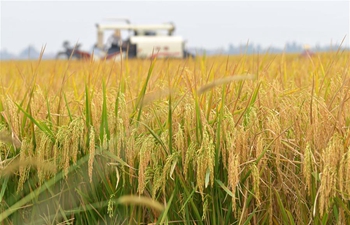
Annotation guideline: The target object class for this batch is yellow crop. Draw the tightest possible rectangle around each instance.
[0,52,349,224]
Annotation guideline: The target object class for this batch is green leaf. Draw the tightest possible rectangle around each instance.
[274,188,290,224]
[100,79,110,141]
[215,179,235,198]
[131,58,156,124]
[157,191,174,225]
[0,153,90,222]
[15,102,55,142]
[0,176,9,202]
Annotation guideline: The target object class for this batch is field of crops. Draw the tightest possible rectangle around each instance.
[0,51,349,224]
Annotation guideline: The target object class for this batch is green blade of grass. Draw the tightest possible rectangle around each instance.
[194,94,203,143]
[168,91,173,154]
[0,176,9,203]
[100,79,110,141]
[214,85,226,176]
[63,92,73,123]
[215,179,235,198]
[85,84,92,128]
[243,208,257,225]
[0,153,90,222]
[131,58,156,124]
[157,191,175,225]
[14,102,55,142]
[178,175,203,225]
[274,188,292,224]
[139,121,168,155]
[334,197,350,216]
[235,82,261,127]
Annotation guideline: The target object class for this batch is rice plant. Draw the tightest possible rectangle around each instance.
[0,51,349,224]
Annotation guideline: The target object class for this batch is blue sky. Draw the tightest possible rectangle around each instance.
[1,1,349,54]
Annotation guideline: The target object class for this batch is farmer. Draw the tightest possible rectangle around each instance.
[300,44,314,57]
[106,29,122,54]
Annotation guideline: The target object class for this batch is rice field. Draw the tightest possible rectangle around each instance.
[0,50,349,224]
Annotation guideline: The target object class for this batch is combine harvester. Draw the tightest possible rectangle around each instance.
[56,19,194,60]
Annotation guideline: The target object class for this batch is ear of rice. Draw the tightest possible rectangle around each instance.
[197,74,256,95]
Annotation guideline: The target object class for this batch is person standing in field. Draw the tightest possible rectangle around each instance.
[106,29,122,54]
[300,44,315,57]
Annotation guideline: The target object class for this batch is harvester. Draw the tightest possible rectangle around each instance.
[56,19,194,60]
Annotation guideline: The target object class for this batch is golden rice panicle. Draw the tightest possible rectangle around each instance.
[181,99,196,174]
[196,125,215,198]
[339,152,346,199]
[63,132,71,179]
[196,153,206,198]
[319,134,343,215]
[251,164,261,206]
[303,143,313,196]
[36,132,51,184]
[196,127,209,197]
[220,140,228,170]
[202,194,210,221]
[5,96,20,136]
[183,100,195,136]
[340,129,350,198]
[137,135,153,194]
[126,129,137,184]
[161,151,179,195]
[207,105,217,124]
[319,164,336,216]
[326,134,343,168]
[184,142,196,179]
[228,151,239,212]
[108,93,125,157]
[246,106,260,135]
[236,126,248,164]
[106,92,117,135]
[115,93,128,155]
[206,126,215,187]
[313,99,334,151]
[88,126,95,183]
[293,107,309,152]
[174,123,185,166]
[91,94,103,128]
[54,126,68,176]
[222,109,235,169]
[345,146,350,198]
[151,164,163,199]
[266,113,282,168]
[255,135,265,169]
[17,138,33,192]
[70,118,84,164]
[31,87,45,120]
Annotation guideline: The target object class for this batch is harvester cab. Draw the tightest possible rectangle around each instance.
[95,19,194,59]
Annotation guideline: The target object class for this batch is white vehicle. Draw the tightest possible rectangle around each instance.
[94,19,194,60]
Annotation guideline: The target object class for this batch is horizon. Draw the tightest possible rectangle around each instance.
[1,40,349,60]
[1,1,349,56]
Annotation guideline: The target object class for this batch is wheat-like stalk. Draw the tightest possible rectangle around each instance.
[228,151,239,212]
[88,125,95,183]
[137,135,153,194]
[303,143,313,196]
